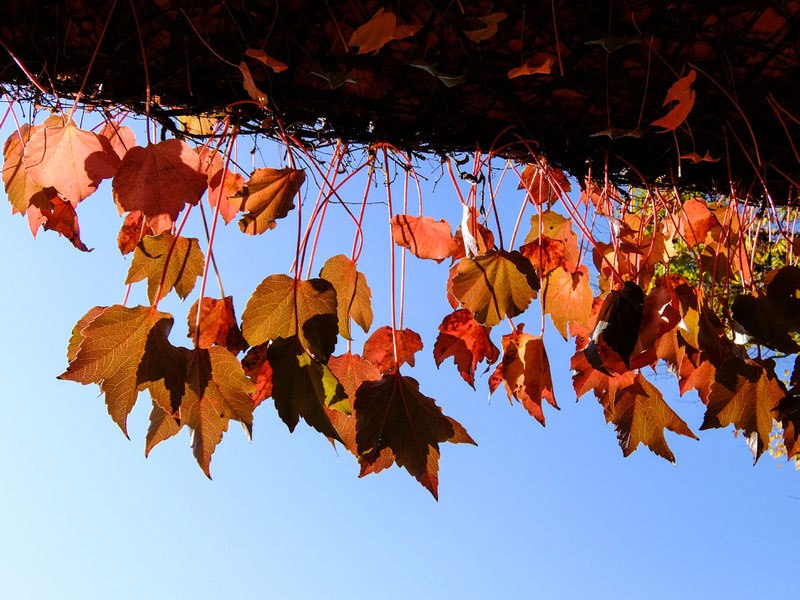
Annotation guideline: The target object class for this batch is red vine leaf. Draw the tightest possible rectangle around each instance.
[651,69,697,131]
[451,250,540,327]
[525,210,580,266]
[585,281,645,373]
[238,61,269,108]
[433,309,499,387]
[489,326,558,425]
[117,211,152,255]
[508,57,553,78]
[2,122,59,215]
[391,214,458,262]
[362,326,423,375]
[348,8,421,54]
[235,167,305,235]
[241,343,272,409]
[23,119,118,204]
[112,139,207,234]
[517,164,571,205]
[199,147,246,224]
[464,12,507,43]
[125,233,205,304]
[355,371,473,499]
[453,206,494,260]
[519,236,566,275]
[326,352,383,452]
[701,357,785,462]
[679,197,717,246]
[570,348,636,404]
[774,389,800,460]
[188,296,248,354]
[98,121,136,160]
[542,265,593,339]
[267,336,348,441]
[40,197,90,251]
[603,372,698,463]
[145,403,182,457]
[319,254,373,339]
[241,274,338,361]
[245,48,288,72]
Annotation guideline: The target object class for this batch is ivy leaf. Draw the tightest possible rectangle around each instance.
[362,326,424,375]
[542,265,593,339]
[117,211,152,255]
[241,343,272,409]
[241,274,338,361]
[348,8,421,54]
[268,336,348,441]
[651,70,697,132]
[464,12,507,43]
[112,139,207,234]
[433,309,499,387]
[489,326,558,425]
[187,296,248,354]
[234,167,305,235]
[23,119,118,204]
[701,357,785,462]
[59,305,175,436]
[451,250,539,327]
[391,214,458,262]
[125,233,205,304]
[319,254,373,339]
[355,371,473,499]
[603,372,697,463]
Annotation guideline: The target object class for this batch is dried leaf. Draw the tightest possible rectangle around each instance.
[117,211,152,255]
[235,167,305,235]
[245,48,288,72]
[464,12,507,43]
[238,61,269,108]
[241,343,272,409]
[508,57,553,78]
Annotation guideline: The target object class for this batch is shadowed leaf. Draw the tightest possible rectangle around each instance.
[125,233,205,304]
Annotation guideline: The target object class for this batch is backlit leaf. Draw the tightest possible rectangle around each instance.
[517,164,571,205]
[2,122,58,215]
[525,210,580,265]
[245,48,288,72]
[433,309,499,387]
[241,343,272,409]
[362,326,423,374]
[519,236,566,275]
[235,167,305,235]
[585,281,644,373]
[98,121,136,160]
[238,61,269,108]
[326,352,383,453]
[40,197,90,252]
[464,12,507,43]
[542,265,593,339]
[391,214,458,262]
[508,57,553,78]
[125,233,205,304]
[348,8,421,54]
[117,211,152,255]
[651,70,697,131]
[319,254,373,339]
[188,296,247,354]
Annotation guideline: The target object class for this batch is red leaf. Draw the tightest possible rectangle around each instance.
[651,70,697,131]
[188,296,248,354]
[40,197,91,252]
[112,139,207,234]
[679,197,717,246]
[391,214,458,262]
[326,352,383,453]
[517,164,571,205]
[98,121,136,160]
[519,236,566,275]
[452,206,494,260]
[508,57,553,78]
[362,326,423,375]
[245,48,288,72]
[117,211,152,255]
[525,210,580,266]
[199,147,246,224]
[348,8,421,54]
[433,309,500,387]
[238,61,269,108]
[241,343,273,409]
[2,121,59,215]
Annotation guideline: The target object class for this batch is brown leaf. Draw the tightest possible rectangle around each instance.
[245,48,288,72]
[464,12,507,43]
[241,274,338,361]
[188,296,248,354]
[319,254,373,339]
[585,281,645,373]
[391,214,458,262]
[362,326,423,375]
[235,167,305,234]
[542,265,593,339]
[238,61,269,108]
[125,233,205,304]
[241,343,272,409]
[348,8,421,54]
[651,70,697,131]
[145,402,181,457]
[452,250,539,327]
[40,197,91,252]
[508,57,553,78]
[355,371,472,499]
[489,326,558,425]
[774,388,800,460]
[604,372,698,462]
[112,139,207,234]
[433,309,500,387]
[117,211,152,255]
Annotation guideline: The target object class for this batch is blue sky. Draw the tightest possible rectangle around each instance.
[0,114,798,600]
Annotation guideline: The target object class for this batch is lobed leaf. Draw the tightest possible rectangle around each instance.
[125,233,205,304]
[235,167,305,235]
[319,254,373,339]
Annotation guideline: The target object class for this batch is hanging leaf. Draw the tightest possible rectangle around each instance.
[542,265,593,339]
[241,274,338,361]
[117,211,152,255]
[464,12,507,43]
[348,8,421,54]
[37,197,90,251]
[585,281,645,373]
[187,296,248,354]
[519,236,567,275]
[241,343,272,409]
[451,250,539,327]
[98,121,136,160]
[125,233,205,304]
[2,122,59,215]
[326,352,383,453]
[525,210,580,265]
[774,389,800,460]
[238,61,269,108]
[517,164,571,205]
[453,205,494,260]
[145,403,182,457]
[508,57,553,78]
[679,197,717,246]
[651,70,697,131]
[391,214,458,262]
[199,147,246,224]
[362,326,423,374]
[245,48,288,72]
[235,167,305,235]
[319,254,373,339]
[112,139,207,234]
[489,326,558,425]
[433,309,499,387]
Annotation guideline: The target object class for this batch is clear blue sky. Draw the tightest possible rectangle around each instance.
[0,114,797,600]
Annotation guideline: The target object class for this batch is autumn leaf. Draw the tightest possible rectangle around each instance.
[453,205,494,260]
[238,61,269,108]
[519,236,566,275]
[464,12,507,43]
[326,352,383,452]
[489,326,558,425]
[701,357,785,462]
[508,57,553,78]
[23,119,118,203]
[2,122,59,215]
[117,211,152,255]
[199,147,246,224]
[603,373,697,463]
[188,296,248,354]
[651,70,697,131]
[125,233,205,304]
[241,343,272,409]
[39,197,90,251]
[268,336,348,440]
[451,250,539,327]
[391,214,458,262]
[764,265,800,329]
[570,348,636,405]
[318,254,373,339]
[348,8,421,54]
[235,167,305,234]
[680,151,720,164]
[542,265,593,339]
[362,326,423,374]
[585,281,645,373]
[774,389,800,460]
[98,121,136,160]
[517,164,571,205]
[112,139,207,234]
[433,309,499,387]
[241,274,338,361]
[679,197,717,246]
[355,371,473,498]
[732,294,800,354]
[145,403,182,457]
[245,48,288,72]
[59,305,176,436]
[525,210,580,265]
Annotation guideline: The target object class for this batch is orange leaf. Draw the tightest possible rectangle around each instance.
[234,167,305,234]
[362,326,423,374]
[241,343,273,409]
[453,205,494,260]
[125,233,205,304]
[433,309,500,387]
[98,121,136,160]
[326,352,382,453]
[245,48,288,72]
[519,236,566,275]
[651,69,697,131]
[508,57,553,78]
[23,119,118,203]
[348,8,421,54]
[542,265,593,339]
[451,250,539,326]
[679,197,717,246]
[319,254,373,339]
[117,211,152,255]
[2,122,59,215]
[464,12,507,43]
[197,147,245,224]
[525,210,580,266]
[517,164,571,205]
[391,214,458,262]
[188,296,248,354]
[241,274,338,361]
[489,326,558,425]
[238,61,269,108]
[40,197,91,252]
[112,139,207,234]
